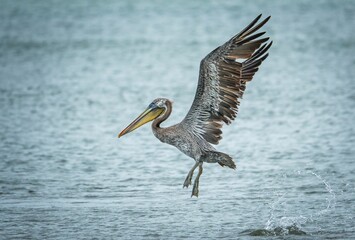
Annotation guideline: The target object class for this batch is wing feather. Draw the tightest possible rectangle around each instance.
[181,15,272,145]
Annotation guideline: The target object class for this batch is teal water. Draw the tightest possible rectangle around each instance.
[1,0,355,239]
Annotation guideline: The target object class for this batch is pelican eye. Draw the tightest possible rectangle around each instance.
[148,102,156,108]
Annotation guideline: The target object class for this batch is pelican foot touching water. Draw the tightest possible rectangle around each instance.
[119,14,272,197]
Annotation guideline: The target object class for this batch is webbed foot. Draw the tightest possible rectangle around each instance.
[183,162,199,188]
[191,179,199,197]
[191,162,203,198]
[183,172,193,188]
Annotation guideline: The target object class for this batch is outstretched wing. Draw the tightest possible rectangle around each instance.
[181,14,272,145]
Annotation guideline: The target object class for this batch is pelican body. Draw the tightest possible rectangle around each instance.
[119,15,272,197]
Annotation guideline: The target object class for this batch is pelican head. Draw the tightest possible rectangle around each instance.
[118,98,169,138]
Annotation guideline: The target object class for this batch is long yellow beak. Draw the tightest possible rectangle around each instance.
[118,106,164,138]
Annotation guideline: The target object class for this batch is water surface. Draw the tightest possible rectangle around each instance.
[1,0,355,239]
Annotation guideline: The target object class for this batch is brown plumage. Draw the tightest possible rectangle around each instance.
[119,14,272,197]
[182,14,272,145]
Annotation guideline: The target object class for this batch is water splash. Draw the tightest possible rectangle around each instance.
[309,171,336,219]
[260,170,336,236]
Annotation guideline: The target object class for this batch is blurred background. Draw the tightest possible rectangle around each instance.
[0,0,354,239]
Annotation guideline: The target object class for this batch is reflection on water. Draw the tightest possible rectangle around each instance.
[1,0,355,239]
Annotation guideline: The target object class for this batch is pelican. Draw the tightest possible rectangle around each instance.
[119,14,272,197]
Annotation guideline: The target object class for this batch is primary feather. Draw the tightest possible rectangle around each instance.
[182,14,272,145]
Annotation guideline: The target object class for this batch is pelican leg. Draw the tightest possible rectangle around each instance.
[191,162,203,197]
[183,162,199,188]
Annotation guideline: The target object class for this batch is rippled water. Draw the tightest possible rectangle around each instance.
[1,0,355,239]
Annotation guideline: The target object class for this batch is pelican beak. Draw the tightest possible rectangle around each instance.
[118,105,164,138]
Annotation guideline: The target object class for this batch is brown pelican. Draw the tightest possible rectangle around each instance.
[119,14,272,197]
